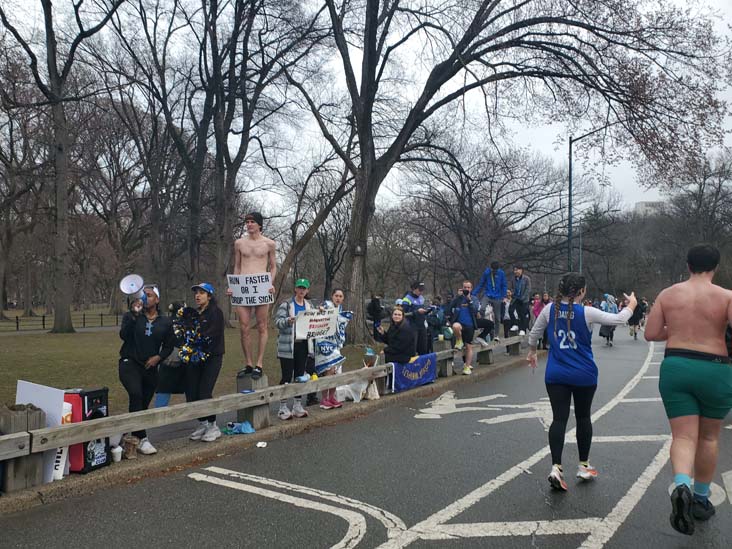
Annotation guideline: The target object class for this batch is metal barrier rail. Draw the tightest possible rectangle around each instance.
[0,313,121,332]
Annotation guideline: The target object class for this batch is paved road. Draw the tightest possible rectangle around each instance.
[2,331,731,548]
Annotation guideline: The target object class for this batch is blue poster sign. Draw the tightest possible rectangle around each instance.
[392,353,437,393]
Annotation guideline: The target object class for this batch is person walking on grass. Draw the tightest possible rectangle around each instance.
[645,244,732,536]
[527,273,636,492]
[119,285,174,456]
[185,283,225,443]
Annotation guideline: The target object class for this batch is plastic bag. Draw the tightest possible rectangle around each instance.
[365,380,380,400]
[336,380,369,402]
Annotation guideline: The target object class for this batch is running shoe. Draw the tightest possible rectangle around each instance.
[519,330,526,336]
[189,421,209,441]
[548,465,568,491]
[576,463,598,481]
[669,484,694,535]
[462,366,472,375]
[292,400,309,418]
[251,366,263,380]
[474,337,487,346]
[329,397,343,408]
[319,399,335,410]
[454,338,464,350]
[510,325,519,332]
[278,404,292,420]
[201,423,221,442]
[692,496,715,521]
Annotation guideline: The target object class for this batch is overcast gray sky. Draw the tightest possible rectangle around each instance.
[508,0,732,208]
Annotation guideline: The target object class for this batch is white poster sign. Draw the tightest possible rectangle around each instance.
[16,380,65,484]
[295,308,338,340]
[227,273,274,306]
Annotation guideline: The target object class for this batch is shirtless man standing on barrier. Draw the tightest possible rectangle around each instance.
[227,212,277,380]
[645,244,732,536]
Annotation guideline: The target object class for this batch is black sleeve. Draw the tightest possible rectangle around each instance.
[120,312,137,342]
[200,307,225,354]
[158,318,175,361]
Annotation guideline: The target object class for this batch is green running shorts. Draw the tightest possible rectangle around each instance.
[659,355,732,419]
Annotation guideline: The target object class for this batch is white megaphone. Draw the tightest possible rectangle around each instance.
[119,274,145,299]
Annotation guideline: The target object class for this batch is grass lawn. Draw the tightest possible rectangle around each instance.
[1,327,377,414]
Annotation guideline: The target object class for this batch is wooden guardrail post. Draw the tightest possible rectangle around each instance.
[507,338,521,356]
[1,404,45,493]
[236,374,271,430]
[433,339,453,377]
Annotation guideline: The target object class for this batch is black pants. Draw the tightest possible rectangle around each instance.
[185,355,223,423]
[476,318,494,339]
[416,327,430,355]
[119,358,158,439]
[280,340,308,384]
[509,299,529,331]
[545,383,597,465]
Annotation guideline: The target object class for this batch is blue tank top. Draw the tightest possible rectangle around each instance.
[545,303,597,386]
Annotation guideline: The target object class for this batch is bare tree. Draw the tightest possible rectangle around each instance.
[290,0,730,342]
[0,0,125,332]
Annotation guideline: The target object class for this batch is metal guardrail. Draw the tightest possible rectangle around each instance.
[0,335,525,460]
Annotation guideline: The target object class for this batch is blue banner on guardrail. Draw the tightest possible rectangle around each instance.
[392,353,437,393]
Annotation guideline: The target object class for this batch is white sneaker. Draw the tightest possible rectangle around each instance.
[519,330,526,336]
[137,438,157,455]
[292,400,309,418]
[548,465,568,491]
[474,337,487,346]
[190,421,209,441]
[576,463,598,481]
[201,422,221,442]
[510,325,519,332]
[278,404,292,420]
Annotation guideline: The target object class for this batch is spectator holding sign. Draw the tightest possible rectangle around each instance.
[274,278,314,420]
[315,289,352,410]
[228,212,277,381]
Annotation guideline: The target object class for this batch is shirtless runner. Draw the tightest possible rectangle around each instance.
[645,244,732,535]
[227,212,277,380]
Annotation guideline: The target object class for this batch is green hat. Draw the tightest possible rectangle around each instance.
[295,278,310,289]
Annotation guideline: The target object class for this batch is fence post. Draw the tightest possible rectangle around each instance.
[100,313,103,327]
[83,313,86,328]
[15,316,19,331]
[42,316,45,330]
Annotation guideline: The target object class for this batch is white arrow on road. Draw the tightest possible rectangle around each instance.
[723,470,732,504]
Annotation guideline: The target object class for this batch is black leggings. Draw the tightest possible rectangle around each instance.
[280,340,308,384]
[476,318,494,339]
[546,383,597,465]
[185,354,223,423]
[119,358,158,439]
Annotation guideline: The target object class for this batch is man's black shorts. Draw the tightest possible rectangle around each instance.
[460,324,475,344]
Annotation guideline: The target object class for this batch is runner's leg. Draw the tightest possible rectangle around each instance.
[546,383,572,465]
[693,416,724,484]
[669,415,699,478]
[571,385,597,462]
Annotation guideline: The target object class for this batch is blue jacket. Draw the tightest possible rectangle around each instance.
[473,268,507,300]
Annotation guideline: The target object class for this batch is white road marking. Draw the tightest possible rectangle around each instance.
[568,435,670,443]
[414,391,508,419]
[379,342,658,549]
[418,518,603,539]
[189,472,367,548]
[642,376,659,379]
[723,470,732,503]
[620,398,662,403]
[725,425,732,430]
[202,466,407,538]
[579,439,671,548]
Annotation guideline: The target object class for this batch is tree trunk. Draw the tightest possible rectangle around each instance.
[50,101,74,333]
[23,252,34,316]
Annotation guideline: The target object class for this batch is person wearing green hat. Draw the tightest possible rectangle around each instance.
[274,278,314,420]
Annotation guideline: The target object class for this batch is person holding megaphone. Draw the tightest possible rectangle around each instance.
[119,284,174,457]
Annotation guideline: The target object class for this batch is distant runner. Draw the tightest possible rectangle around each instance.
[645,244,732,535]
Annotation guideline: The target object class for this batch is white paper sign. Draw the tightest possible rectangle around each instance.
[295,308,338,340]
[16,380,65,484]
[227,273,274,306]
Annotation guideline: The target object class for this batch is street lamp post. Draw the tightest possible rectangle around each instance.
[567,120,624,272]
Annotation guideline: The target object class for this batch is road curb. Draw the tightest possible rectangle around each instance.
[0,350,534,515]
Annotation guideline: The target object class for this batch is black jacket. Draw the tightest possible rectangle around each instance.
[198,304,225,357]
[377,321,416,363]
[119,311,174,365]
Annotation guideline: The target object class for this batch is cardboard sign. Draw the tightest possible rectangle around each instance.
[227,273,274,306]
[295,308,338,340]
